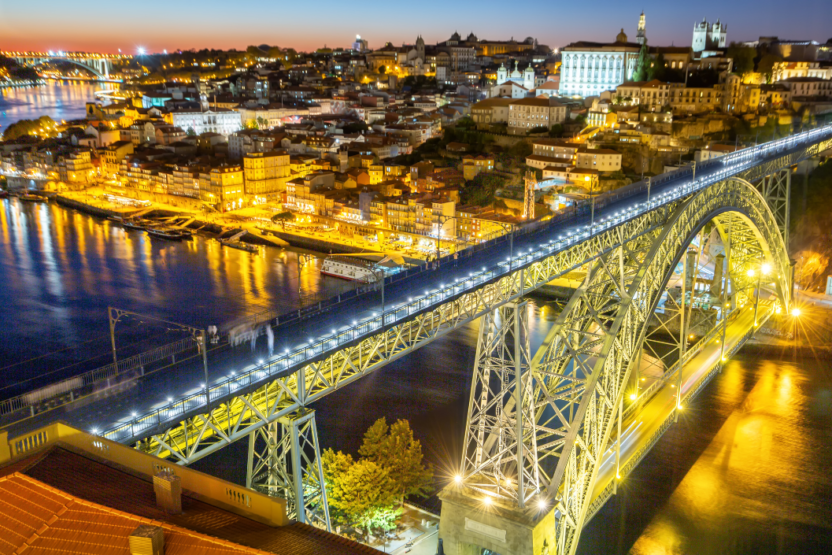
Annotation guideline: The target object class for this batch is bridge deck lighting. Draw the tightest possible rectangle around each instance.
[483,496,492,505]
[629,393,637,400]
[454,474,463,484]
[791,307,801,317]
[537,499,547,510]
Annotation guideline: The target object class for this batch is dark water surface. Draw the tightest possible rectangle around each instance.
[2,199,831,554]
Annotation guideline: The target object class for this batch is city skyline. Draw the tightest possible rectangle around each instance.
[2,0,831,54]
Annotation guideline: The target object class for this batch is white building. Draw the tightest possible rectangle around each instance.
[496,61,535,89]
[558,30,640,98]
[692,19,727,54]
[169,108,242,137]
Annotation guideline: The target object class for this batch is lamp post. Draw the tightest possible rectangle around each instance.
[435,214,458,267]
[371,267,386,324]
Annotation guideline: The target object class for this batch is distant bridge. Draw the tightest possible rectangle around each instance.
[1,50,131,80]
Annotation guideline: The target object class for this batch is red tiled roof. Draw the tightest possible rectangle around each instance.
[0,472,272,555]
[2,446,381,555]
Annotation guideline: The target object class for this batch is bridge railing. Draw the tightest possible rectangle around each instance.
[0,335,198,423]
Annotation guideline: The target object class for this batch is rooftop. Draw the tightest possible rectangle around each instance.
[0,436,381,555]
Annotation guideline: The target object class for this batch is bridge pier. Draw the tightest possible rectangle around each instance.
[246,408,331,531]
[440,300,551,555]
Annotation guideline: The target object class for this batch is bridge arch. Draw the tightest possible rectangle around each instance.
[28,57,107,79]
[527,176,791,555]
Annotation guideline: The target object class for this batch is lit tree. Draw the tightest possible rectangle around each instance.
[271,211,294,230]
[632,42,650,82]
[359,418,434,505]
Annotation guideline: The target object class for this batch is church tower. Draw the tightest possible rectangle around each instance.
[416,35,425,62]
[497,62,508,85]
[523,64,535,90]
[637,11,647,45]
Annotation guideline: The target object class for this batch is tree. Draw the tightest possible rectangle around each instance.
[343,121,368,134]
[256,116,269,130]
[507,140,532,159]
[378,65,387,75]
[632,43,650,82]
[358,418,434,505]
[526,125,548,135]
[648,52,667,81]
[341,461,400,537]
[757,53,783,82]
[548,123,564,138]
[271,211,294,230]
[322,449,401,539]
[186,127,196,137]
[727,42,756,75]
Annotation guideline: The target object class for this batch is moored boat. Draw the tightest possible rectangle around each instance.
[146,227,190,241]
[19,193,48,202]
[219,238,259,253]
[320,256,378,282]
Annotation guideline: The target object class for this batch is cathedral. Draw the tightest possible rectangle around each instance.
[496,61,535,89]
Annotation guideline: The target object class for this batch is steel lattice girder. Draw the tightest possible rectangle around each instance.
[246,409,331,530]
[134,208,671,464]
[460,301,540,507]
[529,177,790,555]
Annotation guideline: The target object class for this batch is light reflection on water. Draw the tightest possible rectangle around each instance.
[0,198,352,394]
[0,81,110,129]
[584,356,832,555]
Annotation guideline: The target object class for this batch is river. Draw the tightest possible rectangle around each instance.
[2,195,831,554]
[0,81,111,131]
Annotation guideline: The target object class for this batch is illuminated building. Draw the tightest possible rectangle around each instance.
[692,18,727,54]
[558,30,640,98]
[243,150,291,197]
[169,108,242,137]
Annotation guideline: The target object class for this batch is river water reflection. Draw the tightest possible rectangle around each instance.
[0,81,109,130]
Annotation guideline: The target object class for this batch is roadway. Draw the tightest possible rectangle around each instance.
[3,125,830,444]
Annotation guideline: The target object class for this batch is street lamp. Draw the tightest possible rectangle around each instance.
[371,267,386,324]
[434,214,458,267]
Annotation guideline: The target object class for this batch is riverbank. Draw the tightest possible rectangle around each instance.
[53,187,429,264]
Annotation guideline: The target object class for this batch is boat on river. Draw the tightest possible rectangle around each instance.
[219,229,258,252]
[146,227,191,241]
[320,253,405,281]
[19,193,49,203]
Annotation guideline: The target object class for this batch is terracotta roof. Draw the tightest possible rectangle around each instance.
[2,446,380,555]
[0,472,271,555]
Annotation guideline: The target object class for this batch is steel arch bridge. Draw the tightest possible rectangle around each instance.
[1,51,129,80]
[5,126,824,546]
[441,175,792,555]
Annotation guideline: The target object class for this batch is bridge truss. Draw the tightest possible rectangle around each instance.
[455,176,793,555]
[96,131,830,541]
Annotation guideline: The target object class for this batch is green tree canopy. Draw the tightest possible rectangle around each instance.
[632,43,650,82]
[343,121,368,134]
[2,116,57,141]
[358,417,434,504]
[757,53,783,80]
[727,42,756,75]
[271,211,294,229]
[378,65,387,75]
[322,451,401,537]
[548,123,565,138]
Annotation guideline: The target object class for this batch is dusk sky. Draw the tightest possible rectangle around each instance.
[2,0,831,54]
